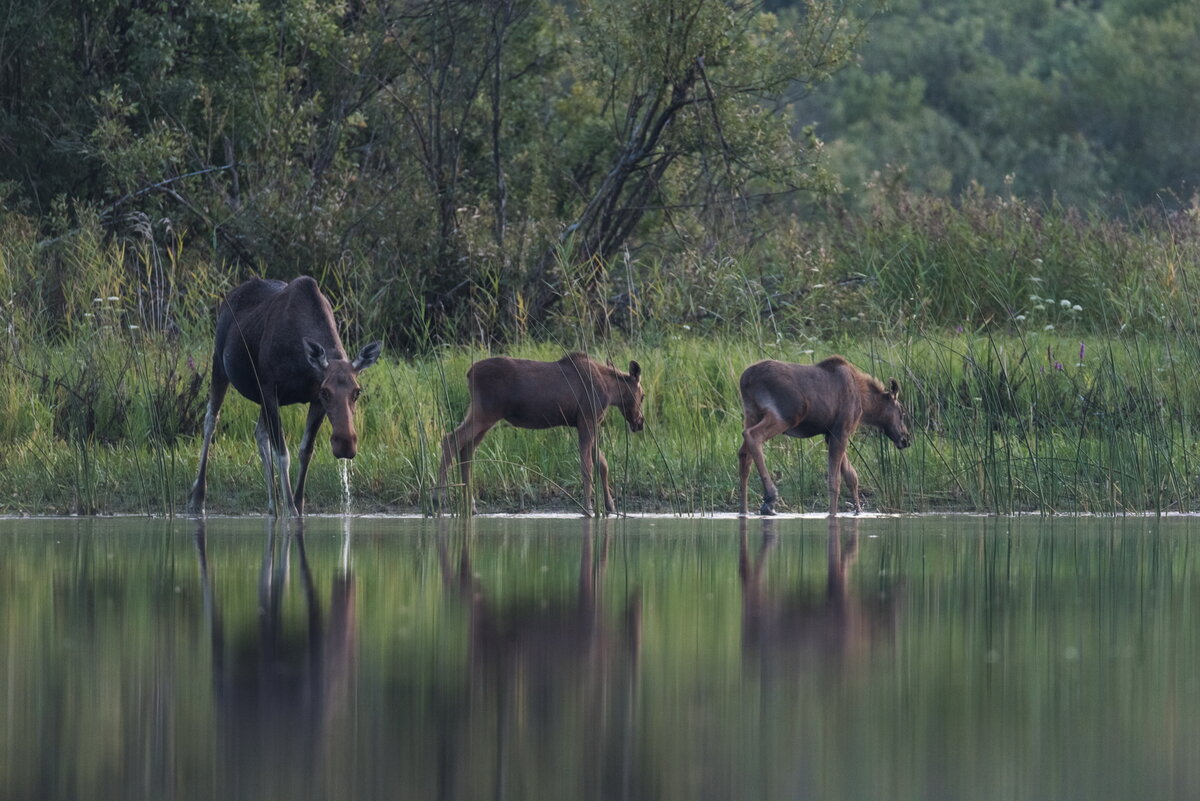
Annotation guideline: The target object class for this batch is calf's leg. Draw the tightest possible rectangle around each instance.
[578,426,598,516]
[457,428,491,515]
[824,434,851,516]
[741,411,793,515]
[839,451,861,513]
[595,444,615,515]
[737,414,758,516]
[437,409,494,514]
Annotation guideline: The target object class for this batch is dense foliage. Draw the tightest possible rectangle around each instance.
[0,0,867,346]
[798,0,1200,209]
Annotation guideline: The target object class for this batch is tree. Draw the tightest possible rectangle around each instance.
[525,0,868,317]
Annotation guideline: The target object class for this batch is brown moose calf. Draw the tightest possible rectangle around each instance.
[437,353,645,516]
[738,356,910,516]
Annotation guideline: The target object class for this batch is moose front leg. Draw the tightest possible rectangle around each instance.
[839,451,861,514]
[595,444,616,515]
[254,412,278,516]
[824,434,851,516]
[262,397,298,518]
[293,403,325,516]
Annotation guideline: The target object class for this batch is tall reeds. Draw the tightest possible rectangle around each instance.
[4,190,1200,514]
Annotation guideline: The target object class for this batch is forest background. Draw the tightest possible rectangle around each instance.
[3,0,1200,515]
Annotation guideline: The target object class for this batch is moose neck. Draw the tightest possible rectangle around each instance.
[855,374,891,426]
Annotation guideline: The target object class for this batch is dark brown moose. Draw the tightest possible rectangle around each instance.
[188,276,381,517]
[738,356,910,516]
[437,353,645,516]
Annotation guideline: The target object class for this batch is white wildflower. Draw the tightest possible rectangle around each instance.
[1044,324,1055,331]
[1060,299,1071,308]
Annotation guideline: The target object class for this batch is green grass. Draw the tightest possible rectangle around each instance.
[4,330,1200,515]
[5,187,1200,514]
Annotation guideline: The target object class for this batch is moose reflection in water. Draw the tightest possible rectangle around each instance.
[738,356,911,516]
[188,276,382,517]
[436,353,645,516]
[437,519,643,800]
[739,516,900,677]
[193,518,357,797]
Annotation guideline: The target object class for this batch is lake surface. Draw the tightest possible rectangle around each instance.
[1,513,1197,801]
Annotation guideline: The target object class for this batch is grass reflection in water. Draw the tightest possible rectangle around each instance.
[0,514,1197,801]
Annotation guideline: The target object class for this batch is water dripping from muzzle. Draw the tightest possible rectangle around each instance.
[339,459,352,515]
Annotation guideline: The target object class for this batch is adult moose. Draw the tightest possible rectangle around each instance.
[738,356,910,516]
[187,276,381,517]
[436,353,645,516]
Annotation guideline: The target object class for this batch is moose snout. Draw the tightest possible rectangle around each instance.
[629,418,645,432]
[895,434,912,449]
[330,432,358,459]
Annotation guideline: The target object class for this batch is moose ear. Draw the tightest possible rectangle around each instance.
[888,378,901,398]
[304,338,329,371]
[354,340,382,371]
[628,360,642,381]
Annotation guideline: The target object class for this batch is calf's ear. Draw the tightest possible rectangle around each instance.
[354,340,383,371]
[629,360,642,381]
[304,338,329,371]
[888,378,901,398]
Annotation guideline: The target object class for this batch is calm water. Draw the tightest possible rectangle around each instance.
[1,513,1198,801]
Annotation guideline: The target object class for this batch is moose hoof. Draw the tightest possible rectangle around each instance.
[759,503,777,516]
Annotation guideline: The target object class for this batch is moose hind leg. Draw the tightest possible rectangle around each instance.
[436,413,492,515]
[738,440,753,516]
[742,412,790,516]
[458,428,490,515]
[188,367,229,515]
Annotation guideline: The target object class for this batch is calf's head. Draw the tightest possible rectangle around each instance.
[305,338,383,458]
[619,360,645,432]
[877,378,911,450]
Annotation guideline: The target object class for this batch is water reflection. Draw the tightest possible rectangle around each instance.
[437,518,643,801]
[3,515,1200,801]
[739,517,899,678]
[194,518,356,799]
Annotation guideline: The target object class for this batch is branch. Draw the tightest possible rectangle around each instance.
[104,164,236,213]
